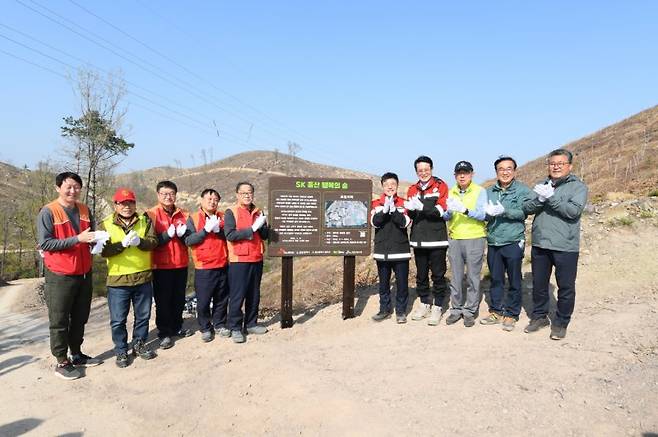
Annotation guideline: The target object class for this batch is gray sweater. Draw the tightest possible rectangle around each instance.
[37,204,95,251]
[523,174,588,252]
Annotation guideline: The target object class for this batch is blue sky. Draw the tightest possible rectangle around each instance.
[1,0,657,183]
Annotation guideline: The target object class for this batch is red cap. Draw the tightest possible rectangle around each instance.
[113,188,136,203]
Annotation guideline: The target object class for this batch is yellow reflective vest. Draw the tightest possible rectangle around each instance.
[103,215,151,276]
[447,183,487,240]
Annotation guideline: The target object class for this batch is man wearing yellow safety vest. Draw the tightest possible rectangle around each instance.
[443,161,488,327]
[100,188,158,368]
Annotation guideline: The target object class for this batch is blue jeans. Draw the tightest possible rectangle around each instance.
[108,282,153,354]
[376,260,409,315]
[487,242,524,319]
[531,246,579,327]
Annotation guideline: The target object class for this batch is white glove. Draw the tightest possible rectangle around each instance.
[176,223,187,237]
[403,199,415,211]
[128,231,141,247]
[485,200,505,217]
[533,183,554,202]
[122,230,137,248]
[543,183,555,199]
[204,215,217,233]
[447,197,467,214]
[493,201,505,216]
[213,216,221,233]
[252,213,267,232]
[90,231,110,255]
[167,223,176,238]
[411,196,424,211]
[91,230,110,242]
[382,196,393,214]
[387,196,396,213]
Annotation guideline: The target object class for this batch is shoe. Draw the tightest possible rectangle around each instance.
[231,330,246,343]
[463,316,475,327]
[445,313,462,325]
[133,340,156,360]
[396,314,407,324]
[501,316,516,332]
[201,330,215,343]
[411,303,431,321]
[427,305,443,326]
[371,311,392,322]
[217,327,232,338]
[115,352,129,368]
[175,328,193,338]
[480,313,501,325]
[246,325,268,335]
[524,317,550,333]
[550,325,567,340]
[159,336,173,349]
[70,353,103,367]
[55,360,83,380]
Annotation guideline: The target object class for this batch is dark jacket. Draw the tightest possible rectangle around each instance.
[371,194,411,261]
[406,176,449,248]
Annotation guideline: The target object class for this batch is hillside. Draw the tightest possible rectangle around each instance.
[510,105,658,199]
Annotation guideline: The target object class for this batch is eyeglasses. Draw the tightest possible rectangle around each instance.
[548,161,569,168]
[115,201,136,206]
[158,192,176,198]
[237,192,253,197]
[496,167,515,173]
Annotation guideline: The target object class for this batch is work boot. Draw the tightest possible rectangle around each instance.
[501,316,516,332]
[133,340,156,360]
[411,303,431,321]
[463,315,475,327]
[550,325,567,340]
[115,353,129,369]
[445,313,462,325]
[427,305,443,326]
[480,312,501,325]
[372,311,392,322]
[524,317,550,333]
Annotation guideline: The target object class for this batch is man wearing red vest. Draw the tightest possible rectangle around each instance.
[184,188,230,343]
[147,180,192,350]
[224,181,269,344]
[37,172,102,380]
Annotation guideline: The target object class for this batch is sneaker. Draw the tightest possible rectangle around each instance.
[445,313,462,325]
[55,360,83,380]
[524,317,550,333]
[246,325,268,335]
[133,340,156,360]
[175,328,193,338]
[427,305,443,326]
[371,311,392,322]
[480,313,501,325]
[411,303,431,321]
[232,330,246,343]
[159,336,173,349]
[115,352,129,368]
[201,330,215,343]
[501,317,516,332]
[396,314,407,324]
[550,325,567,340]
[217,327,232,338]
[463,315,475,327]
[70,353,103,367]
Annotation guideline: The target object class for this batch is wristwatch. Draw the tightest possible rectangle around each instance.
[464,209,469,216]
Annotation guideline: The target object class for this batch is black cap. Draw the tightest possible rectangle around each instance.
[454,160,474,173]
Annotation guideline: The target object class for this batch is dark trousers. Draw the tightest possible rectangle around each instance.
[228,262,263,331]
[44,269,92,362]
[153,267,188,337]
[194,267,229,332]
[413,247,448,306]
[531,246,579,327]
[377,260,409,315]
[487,242,524,319]
[107,282,153,354]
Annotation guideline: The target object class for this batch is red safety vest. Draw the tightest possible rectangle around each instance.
[42,200,92,275]
[227,205,265,263]
[147,205,189,269]
[190,210,228,269]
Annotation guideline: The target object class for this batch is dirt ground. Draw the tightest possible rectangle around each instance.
[1,210,657,436]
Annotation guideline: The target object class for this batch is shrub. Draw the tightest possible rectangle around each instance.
[607,216,634,227]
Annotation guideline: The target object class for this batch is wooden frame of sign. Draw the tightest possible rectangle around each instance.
[268,176,372,328]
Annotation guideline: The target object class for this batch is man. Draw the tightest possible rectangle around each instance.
[184,189,230,343]
[443,161,487,327]
[148,181,192,349]
[370,172,412,324]
[100,188,158,368]
[37,171,102,380]
[523,149,588,340]
[480,156,532,332]
[405,155,450,326]
[224,182,269,344]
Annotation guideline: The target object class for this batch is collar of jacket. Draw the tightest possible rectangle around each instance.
[378,193,399,201]
[112,212,139,228]
[415,176,443,192]
[451,182,477,195]
[545,173,577,188]
[492,179,518,192]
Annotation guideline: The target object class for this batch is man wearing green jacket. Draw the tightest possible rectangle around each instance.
[480,156,532,332]
[523,149,588,340]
